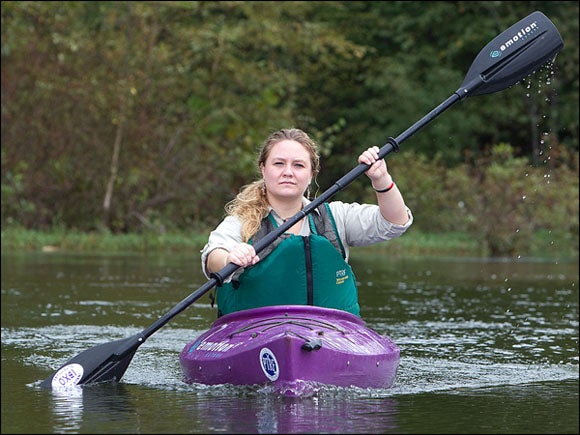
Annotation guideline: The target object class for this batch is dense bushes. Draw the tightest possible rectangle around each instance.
[2,1,578,257]
[361,144,579,257]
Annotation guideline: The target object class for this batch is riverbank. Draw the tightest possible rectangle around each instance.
[2,227,577,261]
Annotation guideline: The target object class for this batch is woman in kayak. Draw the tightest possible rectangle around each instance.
[201,128,413,317]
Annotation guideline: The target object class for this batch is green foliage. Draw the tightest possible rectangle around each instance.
[382,151,472,234]
[358,142,578,257]
[1,1,578,258]
[0,225,209,253]
[465,144,541,256]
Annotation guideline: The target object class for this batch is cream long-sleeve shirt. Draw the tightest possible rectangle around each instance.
[200,198,413,280]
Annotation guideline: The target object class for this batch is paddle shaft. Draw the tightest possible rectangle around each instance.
[140,93,464,340]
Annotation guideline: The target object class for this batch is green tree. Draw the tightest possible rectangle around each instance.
[1,0,578,252]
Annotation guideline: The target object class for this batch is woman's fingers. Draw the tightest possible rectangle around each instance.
[359,146,380,165]
[229,243,258,266]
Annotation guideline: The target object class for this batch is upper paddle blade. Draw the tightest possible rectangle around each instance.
[39,334,142,389]
[457,11,563,98]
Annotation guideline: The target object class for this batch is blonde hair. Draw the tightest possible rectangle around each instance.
[225,128,320,241]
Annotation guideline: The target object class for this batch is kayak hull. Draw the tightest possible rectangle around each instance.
[179,305,399,390]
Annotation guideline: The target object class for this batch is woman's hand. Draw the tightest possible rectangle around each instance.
[226,243,260,268]
[207,243,260,275]
[358,146,392,189]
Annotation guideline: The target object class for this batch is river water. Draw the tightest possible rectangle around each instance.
[1,251,578,434]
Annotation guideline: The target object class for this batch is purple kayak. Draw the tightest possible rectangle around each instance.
[179,305,400,391]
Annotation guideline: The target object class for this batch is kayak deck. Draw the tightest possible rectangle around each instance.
[180,305,399,391]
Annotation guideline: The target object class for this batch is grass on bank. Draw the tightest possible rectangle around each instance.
[1,226,577,261]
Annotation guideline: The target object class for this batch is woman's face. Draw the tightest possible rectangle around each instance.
[261,140,313,200]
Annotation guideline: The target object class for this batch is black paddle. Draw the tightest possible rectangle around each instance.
[40,10,563,390]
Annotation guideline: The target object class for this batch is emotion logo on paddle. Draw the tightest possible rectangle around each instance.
[51,363,84,389]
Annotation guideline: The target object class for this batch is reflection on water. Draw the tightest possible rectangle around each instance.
[35,377,579,435]
[50,386,84,433]
[1,252,578,434]
[43,380,402,434]
[49,384,138,434]
[181,392,400,434]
